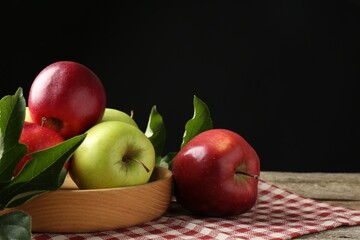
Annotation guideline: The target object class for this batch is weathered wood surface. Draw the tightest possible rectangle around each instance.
[260,171,360,239]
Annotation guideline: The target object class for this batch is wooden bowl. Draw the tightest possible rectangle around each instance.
[2,167,173,233]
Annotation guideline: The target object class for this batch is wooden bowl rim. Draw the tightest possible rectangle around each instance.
[59,166,173,193]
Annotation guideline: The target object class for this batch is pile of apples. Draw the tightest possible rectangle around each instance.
[19,61,155,189]
[18,60,261,218]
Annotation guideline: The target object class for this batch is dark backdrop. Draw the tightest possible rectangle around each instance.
[1,1,360,172]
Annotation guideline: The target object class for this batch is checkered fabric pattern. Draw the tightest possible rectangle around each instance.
[32,180,360,240]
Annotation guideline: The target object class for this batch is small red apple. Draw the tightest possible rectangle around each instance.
[172,128,260,217]
[28,61,107,139]
[14,121,65,176]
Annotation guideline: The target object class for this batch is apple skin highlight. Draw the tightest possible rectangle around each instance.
[172,128,260,217]
[28,61,107,139]
[69,121,155,189]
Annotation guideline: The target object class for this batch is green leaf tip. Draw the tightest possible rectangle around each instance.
[145,105,166,160]
[0,87,27,183]
[180,95,213,149]
[0,210,31,240]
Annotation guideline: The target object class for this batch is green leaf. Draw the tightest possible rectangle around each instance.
[180,95,213,149]
[155,96,213,170]
[0,133,86,209]
[145,105,166,160]
[0,211,31,240]
[0,87,28,183]
[158,151,177,170]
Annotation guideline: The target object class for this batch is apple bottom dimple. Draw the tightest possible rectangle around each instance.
[33,113,102,140]
[42,117,63,133]
[71,139,152,189]
[69,121,155,189]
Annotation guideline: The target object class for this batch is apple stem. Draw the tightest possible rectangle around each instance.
[41,117,46,127]
[131,158,150,173]
[130,110,134,119]
[236,171,259,180]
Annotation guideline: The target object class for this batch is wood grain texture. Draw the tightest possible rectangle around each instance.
[1,167,173,233]
[260,171,360,239]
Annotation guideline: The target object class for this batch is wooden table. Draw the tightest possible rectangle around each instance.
[260,172,360,240]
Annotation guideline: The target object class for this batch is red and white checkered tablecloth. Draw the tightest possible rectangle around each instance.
[32,180,360,240]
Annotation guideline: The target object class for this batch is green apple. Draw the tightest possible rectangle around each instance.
[69,121,155,189]
[25,107,32,122]
[101,108,138,128]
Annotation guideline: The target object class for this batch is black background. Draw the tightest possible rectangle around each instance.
[1,1,360,172]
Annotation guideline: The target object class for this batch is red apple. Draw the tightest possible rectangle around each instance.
[172,128,260,217]
[14,121,65,176]
[28,61,107,139]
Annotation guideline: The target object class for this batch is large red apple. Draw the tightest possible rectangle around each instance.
[172,128,260,217]
[14,121,65,176]
[28,61,107,139]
